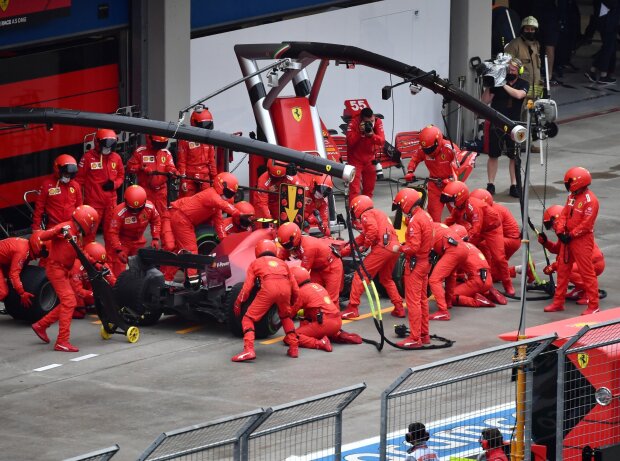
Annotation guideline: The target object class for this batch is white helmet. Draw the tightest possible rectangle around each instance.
[521,16,539,29]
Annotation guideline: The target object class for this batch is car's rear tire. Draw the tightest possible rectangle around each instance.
[4,265,58,323]
[114,267,163,326]
[226,282,281,339]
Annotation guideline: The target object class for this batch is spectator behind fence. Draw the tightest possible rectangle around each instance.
[404,422,438,461]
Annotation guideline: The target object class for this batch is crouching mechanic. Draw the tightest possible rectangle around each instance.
[340,195,404,319]
[169,172,240,285]
[392,188,434,348]
[107,185,161,276]
[0,234,43,307]
[277,222,344,306]
[290,266,362,351]
[222,201,255,236]
[31,205,99,352]
[232,240,299,362]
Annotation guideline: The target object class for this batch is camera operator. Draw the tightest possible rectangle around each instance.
[346,106,385,200]
[481,56,529,198]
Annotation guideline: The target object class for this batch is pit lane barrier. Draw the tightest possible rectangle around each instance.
[379,334,556,461]
[63,444,120,461]
[134,383,366,461]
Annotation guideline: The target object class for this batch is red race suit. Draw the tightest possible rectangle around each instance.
[177,140,217,197]
[32,177,83,230]
[346,116,385,199]
[0,238,30,300]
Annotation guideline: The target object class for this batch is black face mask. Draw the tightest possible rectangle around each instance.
[506,73,518,83]
[522,32,536,41]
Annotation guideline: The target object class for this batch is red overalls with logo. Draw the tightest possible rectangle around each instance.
[32,177,83,230]
[346,116,385,199]
[293,281,342,349]
[478,202,521,281]
[0,238,30,300]
[297,235,344,305]
[453,242,493,304]
[177,140,217,197]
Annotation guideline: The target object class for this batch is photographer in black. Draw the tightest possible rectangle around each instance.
[345,106,385,200]
[481,56,529,198]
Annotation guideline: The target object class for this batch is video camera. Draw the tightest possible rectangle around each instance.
[362,120,374,134]
[473,53,512,87]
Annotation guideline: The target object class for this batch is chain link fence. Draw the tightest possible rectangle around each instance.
[63,445,120,461]
[379,334,556,461]
[555,318,620,461]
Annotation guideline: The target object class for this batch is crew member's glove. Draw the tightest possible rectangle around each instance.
[404,173,415,182]
[151,238,160,249]
[543,262,557,275]
[233,302,241,318]
[102,180,115,191]
[557,233,572,244]
[537,232,548,244]
[20,291,35,308]
[116,249,128,263]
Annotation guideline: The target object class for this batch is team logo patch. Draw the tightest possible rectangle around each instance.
[69,187,75,194]
[189,142,200,149]
[124,216,138,224]
[161,156,166,163]
[0,0,8,12]
[143,155,155,163]
[326,165,331,172]
[48,187,61,196]
[268,260,279,268]
[578,202,583,208]
[111,162,117,169]
[324,296,331,304]
[577,353,589,368]
[90,162,103,170]
[292,107,303,122]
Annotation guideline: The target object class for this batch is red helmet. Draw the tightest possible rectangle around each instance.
[290,266,311,286]
[313,174,334,198]
[29,230,46,259]
[470,188,493,206]
[53,154,78,179]
[124,185,147,211]
[233,201,255,227]
[95,129,117,153]
[392,188,423,214]
[350,195,373,219]
[147,134,169,150]
[277,222,302,250]
[190,107,214,129]
[419,125,443,156]
[451,224,469,241]
[72,205,99,235]
[543,205,564,230]
[255,239,278,258]
[564,167,591,192]
[213,172,239,199]
[84,242,107,264]
[441,181,469,208]
[267,160,287,178]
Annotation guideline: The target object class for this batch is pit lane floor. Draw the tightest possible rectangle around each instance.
[2,84,620,461]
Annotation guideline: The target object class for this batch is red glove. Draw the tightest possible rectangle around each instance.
[543,262,557,275]
[20,291,35,308]
[151,238,160,249]
[116,249,128,264]
[404,173,415,182]
[233,302,241,317]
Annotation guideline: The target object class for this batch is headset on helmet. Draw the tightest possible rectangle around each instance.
[277,222,302,250]
[267,160,287,178]
[95,128,118,153]
[234,201,255,228]
[405,422,430,446]
[392,188,423,215]
[84,242,107,265]
[480,427,504,450]
[564,166,591,192]
[290,266,311,286]
[350,195,374,220]
[419,125,443,156]
[255,239,277,258]
[213,172,239,199]
[470,188,493,206]
[72,205,99,235]
[543,205,564,230]
[53,154,78,180]
[190,107,214,129]
[124,185,147,211]
[441,181,469,207]
[147,134,169,151]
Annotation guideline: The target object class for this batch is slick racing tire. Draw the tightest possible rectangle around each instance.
[226,282,281,339]
[4,265,58,323]
[114,267,163,326]
[196,225,218,255]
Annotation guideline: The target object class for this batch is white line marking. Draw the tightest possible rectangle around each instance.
[33,364,62,372]
[70,354,99,362]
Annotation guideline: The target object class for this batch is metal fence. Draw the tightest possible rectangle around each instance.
[379,334,556,461]
[137,409,267,461]
[63,445,120,461]
[556,318,620,461]
[246,383,366,461]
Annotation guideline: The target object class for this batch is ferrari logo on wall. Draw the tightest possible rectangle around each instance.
[292,107,303,122]
[0,0,9,12]
[577,353,589,369]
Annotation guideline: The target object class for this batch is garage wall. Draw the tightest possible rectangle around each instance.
[190,0,450,182]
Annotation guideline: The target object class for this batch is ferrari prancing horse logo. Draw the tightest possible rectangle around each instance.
[292,107,302,122]
[0,0,8,13]
[577,353,589,368]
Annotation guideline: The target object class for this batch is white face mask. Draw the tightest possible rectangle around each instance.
[60,176,71,184]
[102,147,112,155]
